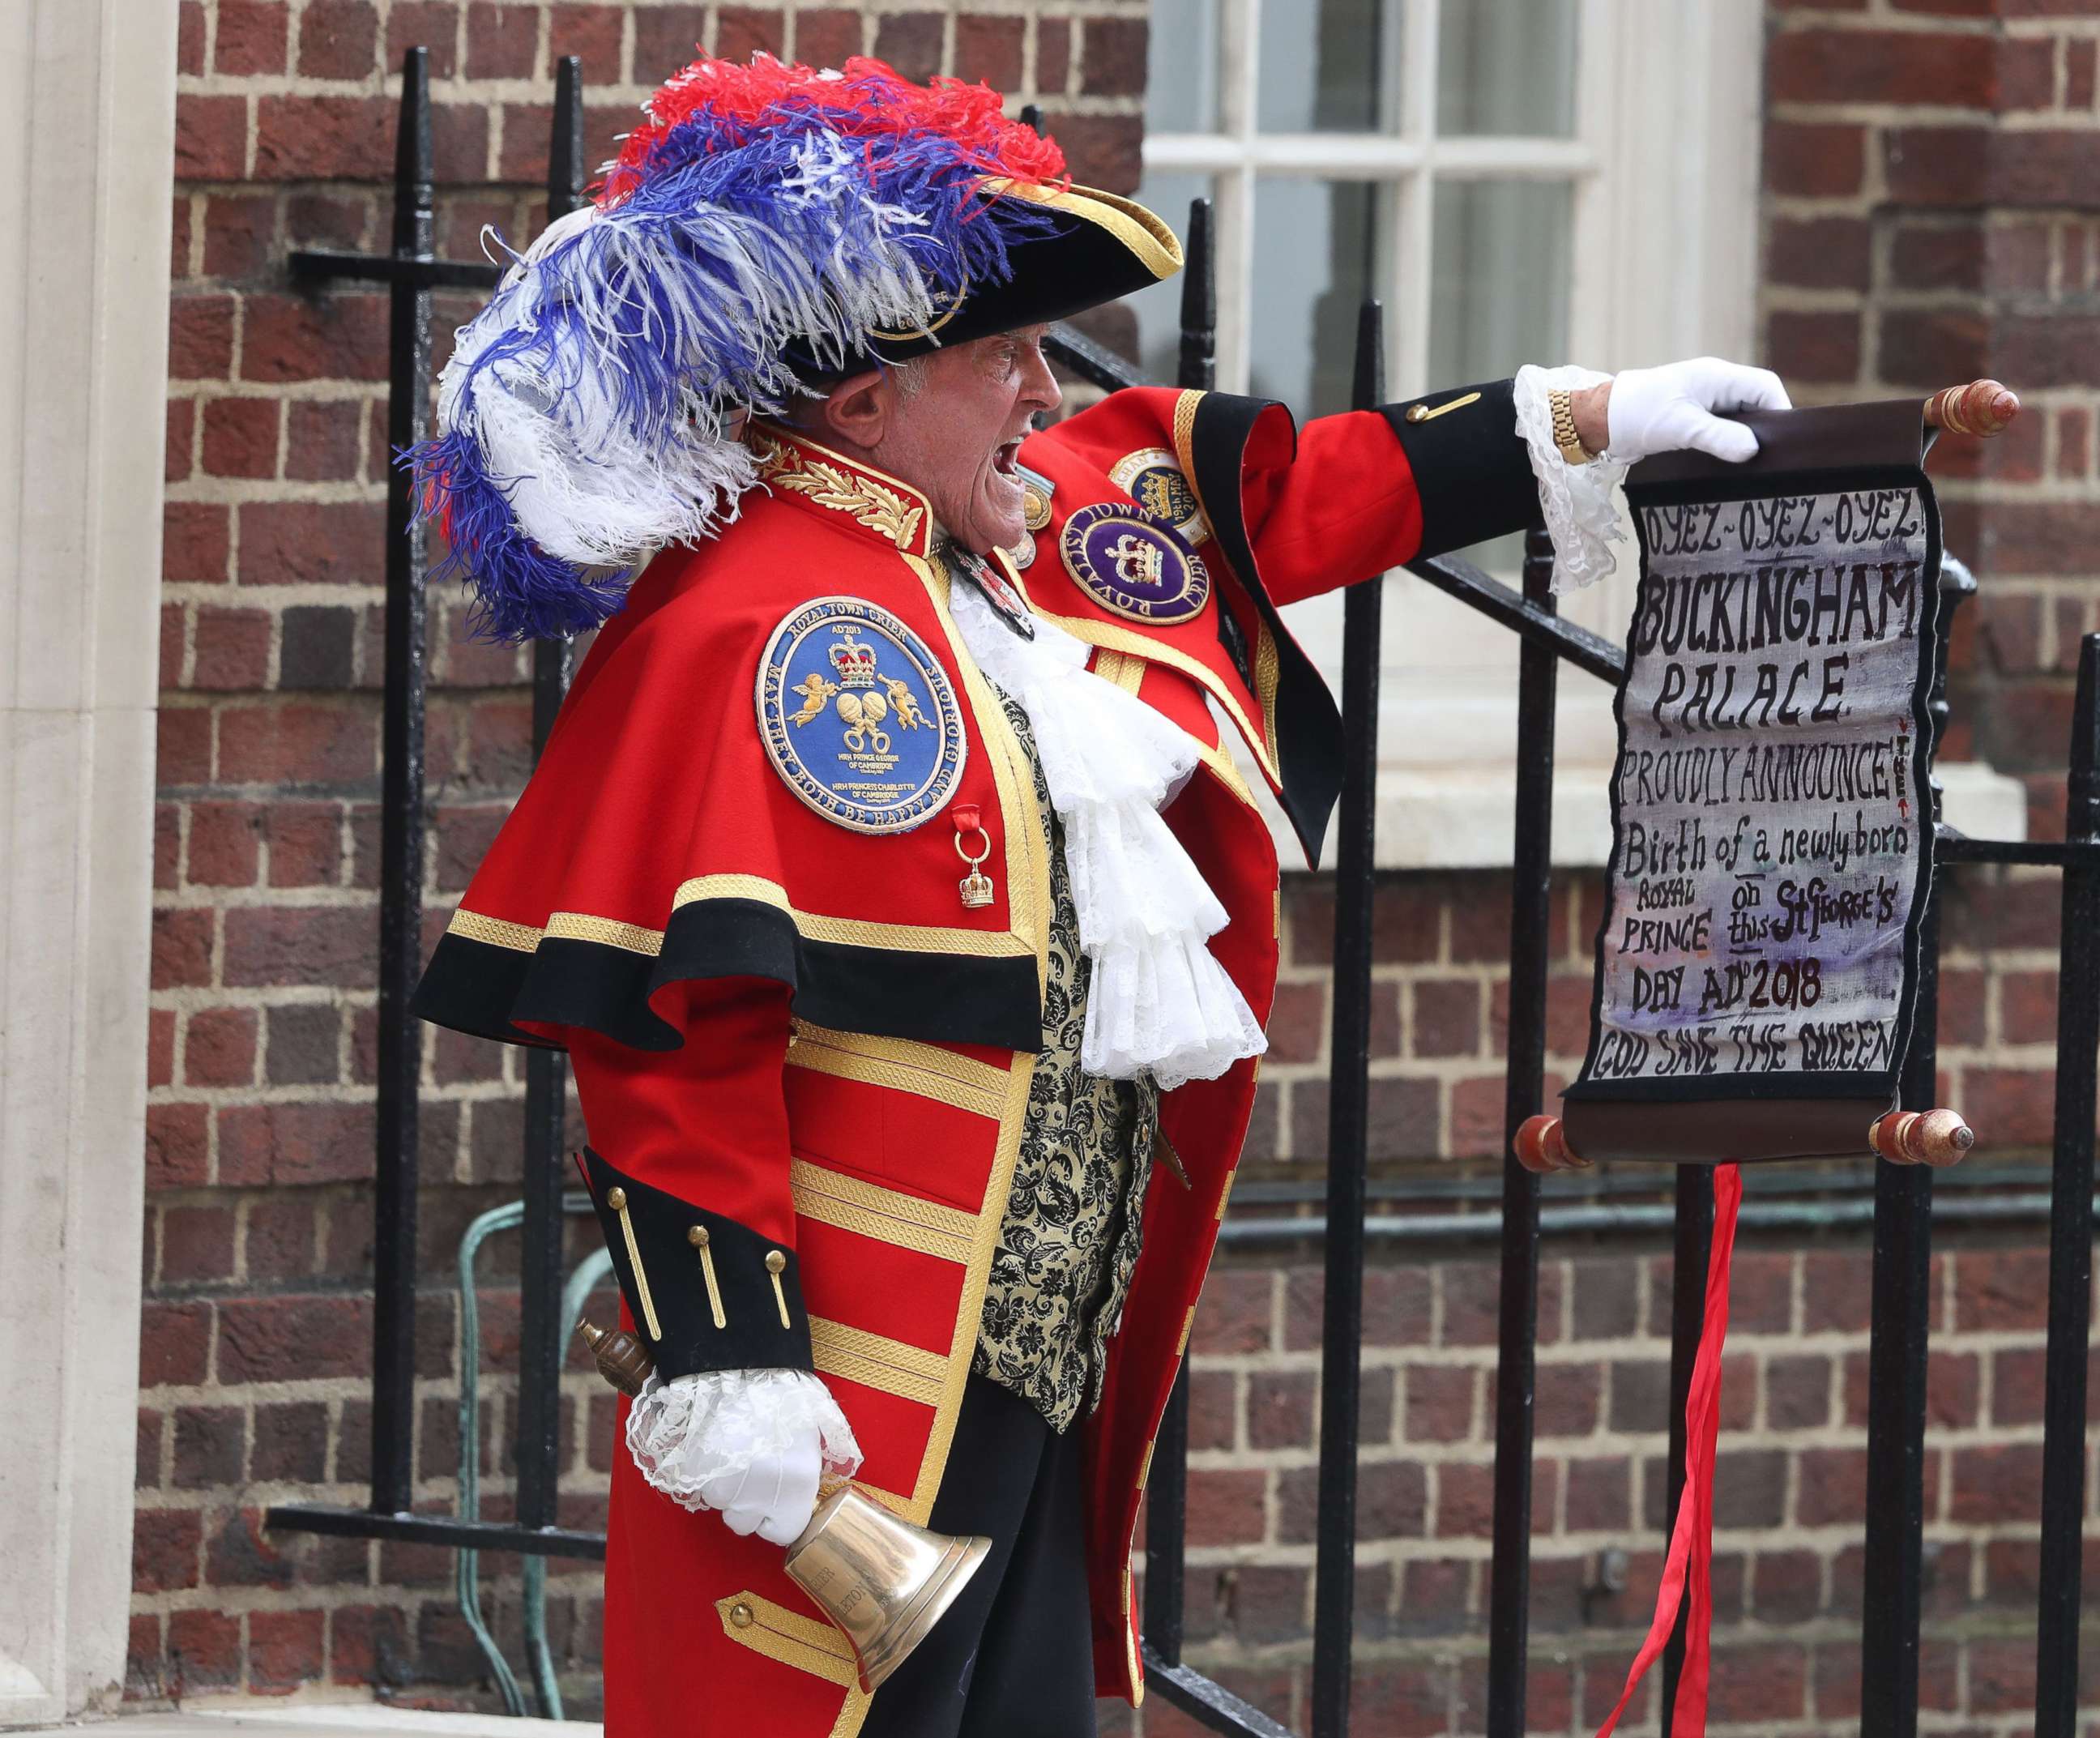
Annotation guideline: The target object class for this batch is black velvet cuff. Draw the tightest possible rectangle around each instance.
[1381,377,1539,560]
[580,1147,813,1381]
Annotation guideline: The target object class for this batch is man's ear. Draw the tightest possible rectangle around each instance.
[820,366,891,450]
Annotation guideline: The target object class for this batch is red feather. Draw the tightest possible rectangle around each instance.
[601,53,1069,206]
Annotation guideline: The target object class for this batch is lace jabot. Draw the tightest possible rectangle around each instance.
[944,553,1265,1091]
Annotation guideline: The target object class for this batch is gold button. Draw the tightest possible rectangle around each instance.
[687,1226,710,1248]
[1405,403,1429,423]
[729,1601,753,1629]
[765,1250,787,1275]
[605,1187,627,1211]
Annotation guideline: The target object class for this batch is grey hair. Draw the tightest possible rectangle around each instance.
[890,355,930,400]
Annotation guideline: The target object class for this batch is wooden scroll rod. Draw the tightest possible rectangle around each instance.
[1925,378,2019,438]
[1512,1108,1974,1175]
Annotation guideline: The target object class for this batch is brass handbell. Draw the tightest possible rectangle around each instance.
[786,1486,992,1693]
[575,1317,992,1693]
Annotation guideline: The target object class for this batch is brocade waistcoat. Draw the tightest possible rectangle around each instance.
[972,694,1159,1432]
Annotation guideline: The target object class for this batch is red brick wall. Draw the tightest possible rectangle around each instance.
[1760,0,2100,843]
[141,0,2098,1728]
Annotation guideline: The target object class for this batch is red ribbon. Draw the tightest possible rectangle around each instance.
[1591,1161,1743,1738]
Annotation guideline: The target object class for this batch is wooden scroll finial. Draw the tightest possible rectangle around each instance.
[1924,379,2019,438]
[1868,1108,1974,1168]
[1513,1113,1589,1174]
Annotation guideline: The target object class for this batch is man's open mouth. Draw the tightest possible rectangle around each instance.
[992,438,1024,478]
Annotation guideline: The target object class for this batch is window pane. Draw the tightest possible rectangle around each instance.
[1146,0,1223,133]
[1428,178,1570,386]
[1428,177,1570,562]
[1128,175,1211,388]
[1437,0,1578,136]
[1250,178,1378,416]
[1258,0,1402,134]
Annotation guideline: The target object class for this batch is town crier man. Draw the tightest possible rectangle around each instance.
[408,50,1786,1738]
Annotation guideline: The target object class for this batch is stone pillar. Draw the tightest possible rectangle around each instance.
[0,0,178,1719]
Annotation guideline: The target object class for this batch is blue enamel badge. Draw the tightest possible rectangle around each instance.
[756,597,967,834]
[1059,503,1211,625]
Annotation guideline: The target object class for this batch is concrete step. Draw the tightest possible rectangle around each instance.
[14,1707,599,1738]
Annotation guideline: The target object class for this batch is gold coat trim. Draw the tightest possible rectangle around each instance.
[1171,388,1285,772]
[1255,621,1282,754]
[446,909,542,951]
[1090,647,1146,697]
[1125,1567,1145,1705]
[829,1053,1036,1524]
[905,548,1048,979]
[547,910,665,956]
[673,874,1034,959]
[809,1317,950,1408]
[713,1588,860,1689]
[1171,388,1202,484]
[788,1021,1009,1120]
[449,877,1035,965]
[790,1159,978,1265]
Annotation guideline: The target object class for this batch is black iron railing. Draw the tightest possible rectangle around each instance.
[264,51,2100,1738]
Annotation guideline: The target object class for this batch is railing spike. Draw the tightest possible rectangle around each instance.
[550,54,586,220]
[1177,198,1215,393]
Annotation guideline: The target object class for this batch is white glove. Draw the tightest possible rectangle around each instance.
[1605,357,1791,465]
[625,1367,862,1548]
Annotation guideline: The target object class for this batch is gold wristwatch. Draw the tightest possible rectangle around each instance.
[1548,387,1593,467]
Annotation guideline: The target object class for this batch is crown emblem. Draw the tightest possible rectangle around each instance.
[1108,532,1165,590]
[828,634,879,688]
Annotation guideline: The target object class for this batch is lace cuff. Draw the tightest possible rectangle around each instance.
[625,1368,862,1514]
[1513,364,1628,592]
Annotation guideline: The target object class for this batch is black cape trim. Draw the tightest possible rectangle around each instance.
[1184,391,1345,869]
[412,896,1043,1054]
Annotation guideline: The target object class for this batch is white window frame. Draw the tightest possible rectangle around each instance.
[1142,0,1773,867]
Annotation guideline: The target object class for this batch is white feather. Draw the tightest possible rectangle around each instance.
[433,126,950,569]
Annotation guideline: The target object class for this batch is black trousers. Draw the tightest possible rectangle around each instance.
[860,1373,1097,1738]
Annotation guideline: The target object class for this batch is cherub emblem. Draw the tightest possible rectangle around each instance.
[787,673,839,726]
[881,676,927,730]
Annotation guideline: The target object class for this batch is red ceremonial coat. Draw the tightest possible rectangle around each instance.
[414,379,1536,1735]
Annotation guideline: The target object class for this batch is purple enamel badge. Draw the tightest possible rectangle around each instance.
[1058,504,1211,625]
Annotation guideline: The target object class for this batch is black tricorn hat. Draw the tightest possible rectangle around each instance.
[852,181,1184,363]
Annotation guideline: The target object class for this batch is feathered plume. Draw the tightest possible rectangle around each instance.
[408,54,1069,643]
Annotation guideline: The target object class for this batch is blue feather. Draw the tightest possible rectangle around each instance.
[404,432,631,643]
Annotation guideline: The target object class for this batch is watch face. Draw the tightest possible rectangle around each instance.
[1059,504,1210,626]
